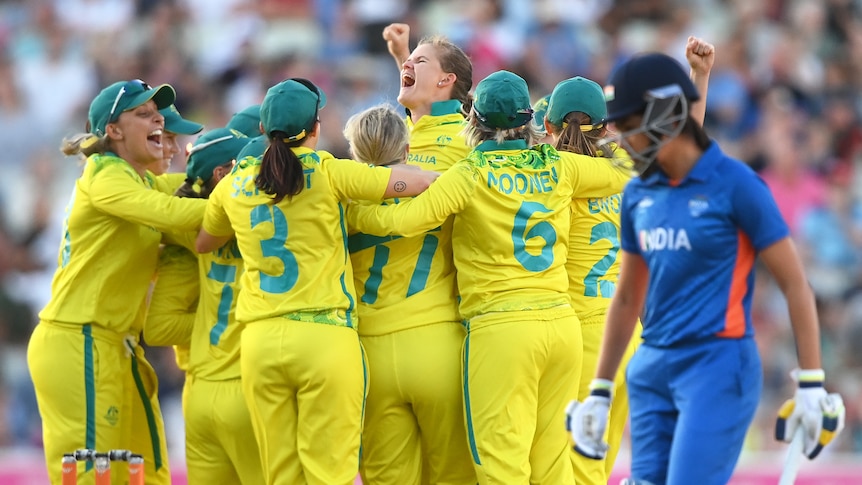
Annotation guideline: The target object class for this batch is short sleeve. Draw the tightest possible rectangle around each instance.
[731,168,790,250]
[89,162,206,232]
[324,158,390,202]
[348,160,475,238]
[202,178,235,237]
[619,183,640,255]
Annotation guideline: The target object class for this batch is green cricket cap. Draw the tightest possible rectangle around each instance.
[547,76,607,126]
[186,128,249,183]
[161,104,204,135]
[226,104,262,138]
[260,78,326,141]
[88,79,175,136]
[237,135,268,160]
[472,70,534,129]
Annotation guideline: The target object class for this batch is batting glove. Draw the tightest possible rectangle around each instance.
[775,368,845,459]
[566,378,612,460]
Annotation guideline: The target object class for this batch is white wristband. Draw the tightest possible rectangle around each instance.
[589,378,614,392]
[793,368,825,383]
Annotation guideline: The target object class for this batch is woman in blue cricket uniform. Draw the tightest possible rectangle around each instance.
[567,53,845,485]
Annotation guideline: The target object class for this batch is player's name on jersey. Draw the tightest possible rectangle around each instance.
[487,168,558,195]
[587,194,622,215]
[230,168,316,197]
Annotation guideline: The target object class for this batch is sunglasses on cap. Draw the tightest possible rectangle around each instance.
[108,79,151,124]
[474,108,534,129]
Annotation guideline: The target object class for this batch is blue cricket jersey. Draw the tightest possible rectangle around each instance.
[620,142,789,347]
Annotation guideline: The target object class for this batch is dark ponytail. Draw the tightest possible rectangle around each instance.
[256,132,306,203]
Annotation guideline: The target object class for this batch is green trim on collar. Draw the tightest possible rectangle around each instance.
[475,139,530,152]
[430,99,463,116]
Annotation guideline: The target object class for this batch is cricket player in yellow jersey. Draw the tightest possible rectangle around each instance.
[546,38,716,484]
[195,78,440,485]
[149,127,263,483]
[344,105,475,485]
[144,102,203,448]
[339,25,477,485]
[383,24,474,173]
[349,70,631,485]
[186,128,265,484]
[146,245,197,373]
[145,102,204,377]
[27,79,207,485]
[544,76,639,485]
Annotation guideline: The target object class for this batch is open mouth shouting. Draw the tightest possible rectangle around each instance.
[401,70,416,89]
[147,129,163,149]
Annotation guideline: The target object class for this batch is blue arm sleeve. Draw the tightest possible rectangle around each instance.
[619,184,640,255]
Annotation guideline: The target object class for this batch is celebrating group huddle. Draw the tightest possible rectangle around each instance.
[27,21,844,485]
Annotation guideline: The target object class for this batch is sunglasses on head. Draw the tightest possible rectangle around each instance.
[474,107,534,128]
[108,79,151,123]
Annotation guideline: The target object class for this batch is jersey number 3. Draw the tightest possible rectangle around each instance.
[251,204,299,293]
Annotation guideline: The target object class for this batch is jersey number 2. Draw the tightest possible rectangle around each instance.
[583,221,619,297]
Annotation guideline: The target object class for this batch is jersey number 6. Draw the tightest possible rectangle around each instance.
[512,201,556,272]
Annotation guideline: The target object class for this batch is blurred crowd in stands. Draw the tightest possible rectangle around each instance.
[0,0,860,464]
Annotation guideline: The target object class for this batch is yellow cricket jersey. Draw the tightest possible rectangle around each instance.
[151,172,187,195]
[188,239,245,380]
[145,243,198,371]
[39,153,206,335]
[349,141,632,320]
[566,145,634,320]
[405,99,467,172]
[203,147,392,327]
[348,101,469,336]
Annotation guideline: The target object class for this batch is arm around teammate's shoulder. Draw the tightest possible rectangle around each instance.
[348,160,474,238]
[89,163,206,232]
[196,178,234,254]
[559,151,633,199]
[383,163,439,198]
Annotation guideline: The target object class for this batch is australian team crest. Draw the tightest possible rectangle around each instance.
[105,406,119,426]
[436,135,452,147]
[688,196,709,217]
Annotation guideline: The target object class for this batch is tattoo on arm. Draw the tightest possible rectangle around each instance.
[394,181,407,192]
